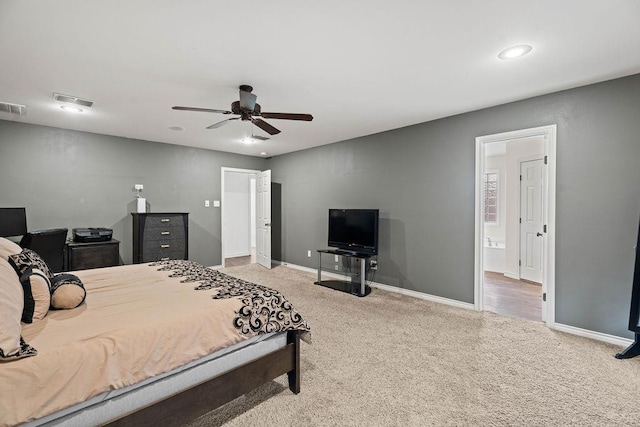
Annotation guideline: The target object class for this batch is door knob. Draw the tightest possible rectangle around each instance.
[536,232,543,237]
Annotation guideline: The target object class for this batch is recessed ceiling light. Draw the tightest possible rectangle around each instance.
[498,45,532,60]
[60,105,83,113]
[260,152,268,156]
[169,126,184,131]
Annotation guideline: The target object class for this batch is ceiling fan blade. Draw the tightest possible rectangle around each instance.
[206,117,239,129]
[252,118,280,135]
[239,90,257,111]
[172,106,232,114]
[260,112,313,121]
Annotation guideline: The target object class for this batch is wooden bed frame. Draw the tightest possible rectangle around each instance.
[106,330,301,426]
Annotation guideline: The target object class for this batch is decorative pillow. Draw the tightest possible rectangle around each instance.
[50,273,86,309]
[0,237,22,261]
[0,257,37,362]
[8,248,54,279]
[19,267,51,323]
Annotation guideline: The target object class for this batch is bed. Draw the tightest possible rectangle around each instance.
[0,241,310,427]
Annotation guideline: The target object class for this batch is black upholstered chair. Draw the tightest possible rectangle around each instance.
[20,228,68,273]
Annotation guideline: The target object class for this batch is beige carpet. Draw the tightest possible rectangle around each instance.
[186,264,640,426]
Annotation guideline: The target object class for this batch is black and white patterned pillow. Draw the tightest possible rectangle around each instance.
[19,267,51,323]
[50,274,86,309]
[8,248,53,279]
[0,336,37,362]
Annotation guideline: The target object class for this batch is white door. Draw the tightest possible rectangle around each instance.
[256,170,272,269]
[519,158,544,283]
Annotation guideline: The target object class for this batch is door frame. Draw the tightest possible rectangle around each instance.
[221,167,260,268]
[474,124,557,327]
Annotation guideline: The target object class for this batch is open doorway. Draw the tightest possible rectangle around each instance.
[221,167,258,268]
[475,125,557,326]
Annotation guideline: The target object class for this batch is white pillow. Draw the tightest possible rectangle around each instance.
[0,257,37,361]
[0,237,22,262]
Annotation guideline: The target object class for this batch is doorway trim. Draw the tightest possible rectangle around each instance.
[221,167,260,268]
[474,124,557,327]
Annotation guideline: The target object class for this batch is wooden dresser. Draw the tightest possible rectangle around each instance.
[132,213,189,263]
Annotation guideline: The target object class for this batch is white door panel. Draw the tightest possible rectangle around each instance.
[256,170,272,269]
[520,159,544,283]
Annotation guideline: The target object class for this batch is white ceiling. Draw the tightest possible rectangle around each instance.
[1,1,639,157]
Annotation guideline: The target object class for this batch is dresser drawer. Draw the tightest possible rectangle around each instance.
[143,215,187,229]
[141,249,186,263]
[142,226,186,243]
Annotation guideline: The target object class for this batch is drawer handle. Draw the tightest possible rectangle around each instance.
[161,218,171,222]
[161,231,170,235]
[161,244,170,248]
[160,257,170,261]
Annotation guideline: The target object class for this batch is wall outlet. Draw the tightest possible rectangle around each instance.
[307,250,311,257]
[134,184,143,191]
[204,200,210,207]
[334,255,339,262]
[334,265,339,270]
[370,259,378,270]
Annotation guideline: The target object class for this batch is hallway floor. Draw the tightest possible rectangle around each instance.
[483,271,542,322]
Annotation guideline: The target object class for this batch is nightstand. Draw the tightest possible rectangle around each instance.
[65,239,120,271]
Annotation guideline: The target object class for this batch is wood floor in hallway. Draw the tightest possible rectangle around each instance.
[483,271,542,322]
[224,247,256,267]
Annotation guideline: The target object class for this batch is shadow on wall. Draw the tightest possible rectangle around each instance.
[109,199,141,265]
[189,220,220,267]
[375,217,412,290]
[272,182,282,262]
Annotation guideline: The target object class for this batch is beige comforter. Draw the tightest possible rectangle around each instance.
[0,262,303,426]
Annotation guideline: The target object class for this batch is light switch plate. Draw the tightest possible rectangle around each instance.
[213,200,220,207]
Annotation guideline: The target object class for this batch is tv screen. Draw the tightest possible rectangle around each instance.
[328,209,379,255]
[0,207,27,237]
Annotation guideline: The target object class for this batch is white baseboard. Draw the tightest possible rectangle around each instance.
[503,271,519,280]
[208,264,223,270]
[278,261,633,348]
[279,262,475,310]
[552,323,633,348]
[370,282,475,310]
[224,251,250,258]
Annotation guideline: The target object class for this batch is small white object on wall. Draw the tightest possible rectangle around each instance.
[137,198,146,213]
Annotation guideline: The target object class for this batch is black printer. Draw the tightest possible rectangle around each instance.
[72,228,113,243]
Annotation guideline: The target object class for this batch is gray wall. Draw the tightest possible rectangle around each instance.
[268,73,640,338]
[0,122,266,266]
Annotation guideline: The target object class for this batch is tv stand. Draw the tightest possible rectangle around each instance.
[315,249,373,297]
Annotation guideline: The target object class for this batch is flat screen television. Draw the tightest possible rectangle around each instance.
[328,209,379,255]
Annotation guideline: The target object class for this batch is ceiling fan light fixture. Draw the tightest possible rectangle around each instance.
[60,105,83,113]
[498,44,532,60]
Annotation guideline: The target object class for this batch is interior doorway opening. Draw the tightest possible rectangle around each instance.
[475,125,557,327]
[221,167,258,268]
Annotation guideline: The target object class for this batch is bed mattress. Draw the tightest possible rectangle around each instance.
[0,262,308,426]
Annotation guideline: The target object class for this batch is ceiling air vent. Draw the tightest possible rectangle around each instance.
[0,101,27,116]
[53,93,94,107]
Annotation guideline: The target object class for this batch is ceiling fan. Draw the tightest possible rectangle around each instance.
[172,85,313,136]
